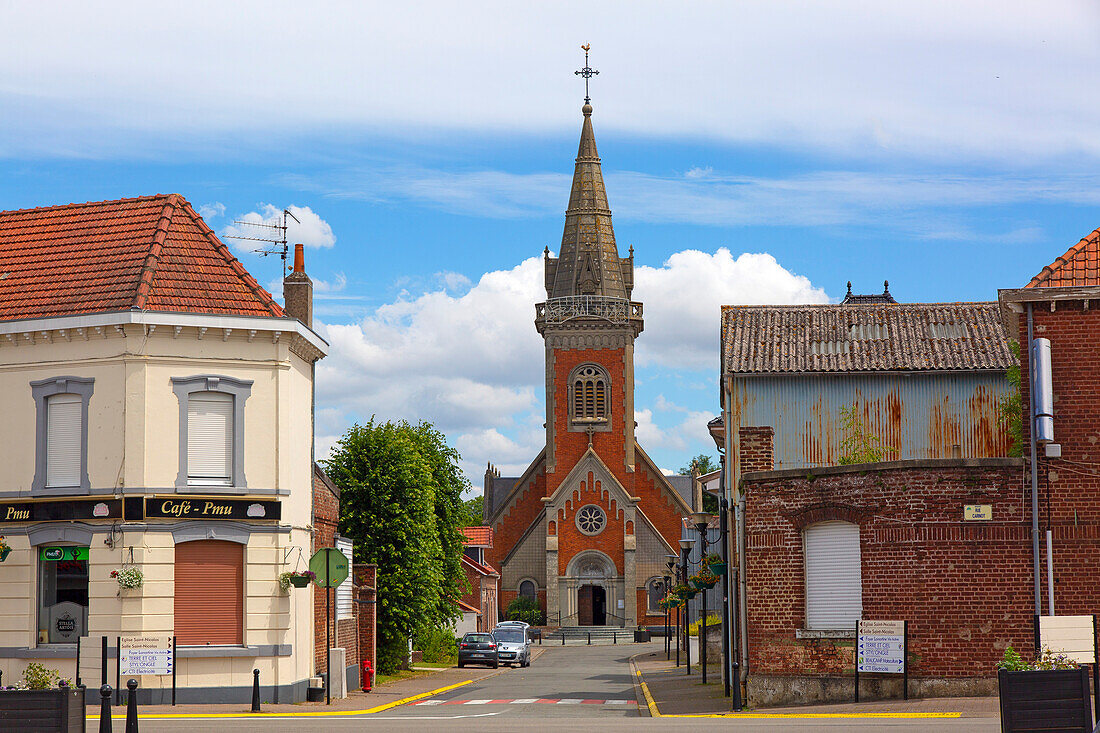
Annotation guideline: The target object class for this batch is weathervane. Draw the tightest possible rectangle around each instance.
[575,43,598,104]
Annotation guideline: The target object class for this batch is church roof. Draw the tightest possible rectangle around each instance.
[841,280,897,305]
[722,302,1013,374]
[0,194,284,321]
[664,474,693,508]
[1028,226,1100,287]
[544,103,633,300]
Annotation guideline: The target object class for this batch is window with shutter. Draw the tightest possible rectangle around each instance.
[46,394,82,488]
[335,538,353,620]
[174,540,243,645]
[804,521,862,630]
[187,392,233,485]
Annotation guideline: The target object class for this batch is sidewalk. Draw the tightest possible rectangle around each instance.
[631,648,999,719]
[90,663,505,718]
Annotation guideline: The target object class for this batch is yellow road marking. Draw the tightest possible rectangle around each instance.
[83,675,485,719]
[636,670,661,717]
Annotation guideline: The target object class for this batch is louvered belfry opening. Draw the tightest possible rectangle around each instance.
[174,540,244,645]
[571,366,608,423]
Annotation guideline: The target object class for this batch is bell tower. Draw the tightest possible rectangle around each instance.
[535,96,643,482]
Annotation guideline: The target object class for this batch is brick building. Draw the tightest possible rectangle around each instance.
[310,463,359,694]
[719,233,1100,706]
[460,526,499,632]
[483,100,692,629]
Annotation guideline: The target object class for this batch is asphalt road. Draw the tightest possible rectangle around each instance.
[132,644,1002,732]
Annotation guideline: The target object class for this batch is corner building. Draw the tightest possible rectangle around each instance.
[484,103,691,628]
[0,195,326,703]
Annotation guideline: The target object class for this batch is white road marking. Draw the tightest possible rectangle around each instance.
[556,699,583,704]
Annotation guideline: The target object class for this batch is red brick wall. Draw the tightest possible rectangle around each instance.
[744,460,1031,679]
[740,426,774,473]
[311,467,359,676]
[1016,299,1100,619]
[355,565,377,678]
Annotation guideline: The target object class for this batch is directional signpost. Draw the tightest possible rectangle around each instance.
[120,636,173,676]
[856,619,908,701]
[310,548,349,705]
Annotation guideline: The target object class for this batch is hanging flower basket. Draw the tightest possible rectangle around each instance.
[707,562,727,576]
[280,570,316,590]
[0,536,10,563]
[658,596,682,612]
[690,572,719,590]
[110,567,143,589]
[672,583,697,601]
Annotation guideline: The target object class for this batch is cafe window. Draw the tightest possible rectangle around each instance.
[31,377,94,492]
[171,375,252,489]
[37,546,89,644]
[174,540,244,645]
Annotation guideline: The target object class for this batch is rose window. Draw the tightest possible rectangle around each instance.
[576,505,606,535]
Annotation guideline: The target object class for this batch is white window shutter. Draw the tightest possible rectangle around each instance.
[804,521,862,630]
[187,392,233,484]
[46,394,82,487]
[336,538,353,620]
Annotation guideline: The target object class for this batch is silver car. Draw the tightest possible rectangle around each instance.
[491,626,531,667]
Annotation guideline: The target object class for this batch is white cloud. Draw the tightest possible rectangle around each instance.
[223,203,335,251]
[435,271,472,293]
[635,248,828,369]
[198,201,225,219]
[287,166,1100,232]
[1,3,1098,162]
[313,247,823,481]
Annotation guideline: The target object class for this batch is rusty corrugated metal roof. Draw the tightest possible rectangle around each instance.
[722,302,1012,374]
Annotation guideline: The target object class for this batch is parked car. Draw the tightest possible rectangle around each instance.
[496,619,540,641]
[495,620,530,629]
[491,626,531,668]
[457,632,498,668]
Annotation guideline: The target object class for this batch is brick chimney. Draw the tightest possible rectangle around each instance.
[283,244,313,329]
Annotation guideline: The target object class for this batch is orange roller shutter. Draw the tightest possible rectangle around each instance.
[174,540,244,645]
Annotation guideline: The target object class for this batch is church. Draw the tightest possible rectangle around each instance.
[482,90,693,628]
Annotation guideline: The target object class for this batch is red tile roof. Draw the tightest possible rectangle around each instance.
[457,599,481,615]
[0,194,284,321]
[1028,226,1100,288]
[461,555,498,577]
[462,525,493,547]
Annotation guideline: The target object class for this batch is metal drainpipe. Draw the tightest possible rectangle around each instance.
[737,484,748,697]
[1026,303,1042,646]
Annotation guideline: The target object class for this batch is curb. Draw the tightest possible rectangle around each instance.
[628,652,660,718]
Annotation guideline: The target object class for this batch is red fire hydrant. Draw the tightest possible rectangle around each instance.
[361,659,374,692]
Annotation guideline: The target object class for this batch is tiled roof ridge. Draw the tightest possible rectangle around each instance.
[722,301,997,311]
[175,199,285,317]
[132,194,180,310]
[0,193,175,217]
[1027,226,1100,288]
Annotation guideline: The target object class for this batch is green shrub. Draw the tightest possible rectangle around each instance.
[688,613,722,637]
[22,663,70,690]
[996,645,1078,671]
[504,596,545,625]
[415,626,458,664]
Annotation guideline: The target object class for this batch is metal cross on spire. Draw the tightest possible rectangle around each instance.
[575,43,598,104]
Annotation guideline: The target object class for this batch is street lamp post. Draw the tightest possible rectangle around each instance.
[679,538,693,676]
[666,556,679,666]
[663,569,673,660]
[691,512,712,685]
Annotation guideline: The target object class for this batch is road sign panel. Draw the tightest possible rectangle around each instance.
[309,547,349,588]
[119,636,173,675]
[857,619,905,674]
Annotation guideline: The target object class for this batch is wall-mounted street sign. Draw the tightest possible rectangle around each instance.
[119,636,173,676]
[39,546,89,562]
[855,619,908,702]
[144,497,281,521]
[1,499,121,523]
[964,504,992,521]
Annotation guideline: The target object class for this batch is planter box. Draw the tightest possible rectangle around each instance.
[634,630,651,643]
[0,687,85,733]
[997,667,1094,733]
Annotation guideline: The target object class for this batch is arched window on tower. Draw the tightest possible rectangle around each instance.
[569,365,609,425]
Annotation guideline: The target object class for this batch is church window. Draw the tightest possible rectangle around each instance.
[575,504,606,536]
[569,365,609,424]
[519,580,537,600]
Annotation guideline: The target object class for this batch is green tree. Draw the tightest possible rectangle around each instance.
[678,454,717,475]
[323,418,469,673]
[997,340,1024,457]
[461,495,484,526]
[838,404,897,464]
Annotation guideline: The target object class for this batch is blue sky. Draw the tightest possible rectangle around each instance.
[2,2,1099,489]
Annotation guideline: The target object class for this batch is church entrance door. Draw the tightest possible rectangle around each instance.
[577,585,606,626]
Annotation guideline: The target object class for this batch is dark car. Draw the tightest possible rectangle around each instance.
[457,632,498,668]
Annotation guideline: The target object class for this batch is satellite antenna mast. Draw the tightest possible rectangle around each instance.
[224,208,300,277]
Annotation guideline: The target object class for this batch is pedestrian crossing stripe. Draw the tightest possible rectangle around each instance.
[416,698,633,706]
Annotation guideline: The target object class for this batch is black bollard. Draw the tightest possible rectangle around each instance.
[561,633,565,646]
[126,679,139,733]
[251,669,260,713]
[99,684,113,733]
[613,632,617,645]
[587,632,591,645]
[0,669,3,686]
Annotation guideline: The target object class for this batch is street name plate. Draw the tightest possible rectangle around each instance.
[857,619,905,674]
[119,636,173,675]
[964,504,992,521]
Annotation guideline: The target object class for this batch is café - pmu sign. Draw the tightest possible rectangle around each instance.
[144,497,281,521]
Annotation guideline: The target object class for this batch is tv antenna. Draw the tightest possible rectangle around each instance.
[224,208,300,277]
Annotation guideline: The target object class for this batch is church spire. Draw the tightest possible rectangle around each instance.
[544,46,633,301]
